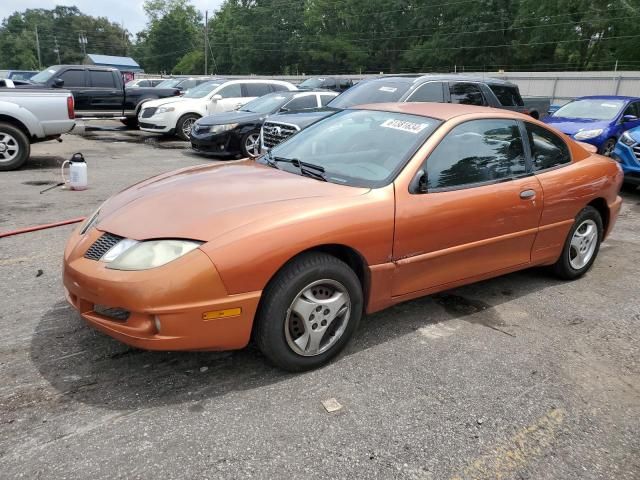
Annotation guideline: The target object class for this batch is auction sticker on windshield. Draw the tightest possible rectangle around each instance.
[380,118,429,134]
[379,86,398,93]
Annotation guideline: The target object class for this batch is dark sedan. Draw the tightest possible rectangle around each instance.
[191,90,337,158]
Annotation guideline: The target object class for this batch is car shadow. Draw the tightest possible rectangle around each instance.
[19,155,66,170]
[30,267,563,410]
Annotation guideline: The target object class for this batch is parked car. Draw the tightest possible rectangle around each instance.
[543,96,640,156]
[612,127,640,189]
[297,77,353,92]
[21,65,182,127]
[261,75,539,150]
[0,70,38,81]
[191,90,338,158]
[154,77,219,94]
[125,78,165,88]
[0,79,34,87]
[139,79,296,140]
[0,87,75,170]
[63,103,622,371]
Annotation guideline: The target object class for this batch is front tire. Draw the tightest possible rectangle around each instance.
[121,117,139,129]
[552,206,603,280]
[0,122,30,171]
[599,138,616,156]
[176,114,200,141]
[240,131,261,158]
[255,252,363,372]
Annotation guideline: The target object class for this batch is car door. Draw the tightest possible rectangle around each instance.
[210,82,244,113]
[87,69,124,114]
[392,118,543,296]
[56,68,89,111]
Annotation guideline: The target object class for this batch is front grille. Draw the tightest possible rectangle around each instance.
[262,122,300,148]
[194,124,209,134]
[141,107,157,118]
[84,232,123,260]
[93,305,130,322]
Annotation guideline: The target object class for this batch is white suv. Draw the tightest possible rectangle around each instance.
[139,79,296,140]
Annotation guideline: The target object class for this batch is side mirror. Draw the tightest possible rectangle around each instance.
[211,94,222,102]
[279,106,289,113]
[623,114,638,123]
[411,170,429,194]
[52,78,64,88]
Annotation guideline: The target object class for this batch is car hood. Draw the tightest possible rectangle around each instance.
[267,108,338,129]
[198,110,264,126]
[96,160,368,242]
[543,117,611,136]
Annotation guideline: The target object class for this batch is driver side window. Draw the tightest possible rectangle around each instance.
[218,83,242,98]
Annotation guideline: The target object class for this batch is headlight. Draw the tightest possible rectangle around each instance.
[620,131,636,147]
[209,123,238,134]
[574,129,603,140]
[156,106,175,114]
[105,239,202,271]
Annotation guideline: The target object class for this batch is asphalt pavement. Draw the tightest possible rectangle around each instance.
[0,123,638,479]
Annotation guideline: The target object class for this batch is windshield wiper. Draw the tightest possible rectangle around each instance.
[268,153,328,182]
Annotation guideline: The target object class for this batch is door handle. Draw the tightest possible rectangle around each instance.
[520,189,536,200]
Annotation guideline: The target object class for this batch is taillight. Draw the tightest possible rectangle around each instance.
[67,95,75,119]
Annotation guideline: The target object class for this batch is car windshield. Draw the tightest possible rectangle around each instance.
[259,109,441,188]
[30,67,60,84]
[327,79,411,109]
[240,93,288,113]
[554,99,626,120]
[155,79,180,88]
[299,78,324,88]
[183,81,223,98]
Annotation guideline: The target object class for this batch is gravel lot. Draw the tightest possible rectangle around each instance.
[1,123,639,479]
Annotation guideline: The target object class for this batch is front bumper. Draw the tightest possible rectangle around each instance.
[138,115,173,134]
[63,227,260,351]
[612,142,640,184]
[190,130,240,156]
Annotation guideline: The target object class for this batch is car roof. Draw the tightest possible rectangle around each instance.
[361,74,516,86]
[353,102,521,120]
[572,95,640,101]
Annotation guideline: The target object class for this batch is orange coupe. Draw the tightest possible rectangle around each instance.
[63,103,623,371]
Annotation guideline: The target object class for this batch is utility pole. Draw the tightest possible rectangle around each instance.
[35,26,42,69]
[53,36,61,64]
[204,10,208,75]
[78,32,88,57]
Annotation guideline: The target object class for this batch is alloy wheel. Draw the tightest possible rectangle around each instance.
[569,219,598,270]
[284,279,351,357]
[245,133,260,157]
[0,133,19,164]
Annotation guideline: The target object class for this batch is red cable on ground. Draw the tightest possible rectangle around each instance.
[0,217,85,239]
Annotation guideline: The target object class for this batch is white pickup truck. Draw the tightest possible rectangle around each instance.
[0,87,75,170]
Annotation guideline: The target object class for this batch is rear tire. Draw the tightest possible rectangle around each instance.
[255,252,363,372]
[176,114,200,141]
[552,206,603,280]
[0,122,30,171]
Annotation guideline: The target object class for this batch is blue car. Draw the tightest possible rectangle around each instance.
[612,127,640,188]
[543,96,640,156]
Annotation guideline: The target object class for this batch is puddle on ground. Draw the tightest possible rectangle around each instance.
[432,292,514,336]
[84,133,188,150]
[22,180,58,186]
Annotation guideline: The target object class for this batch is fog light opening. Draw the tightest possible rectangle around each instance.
[154,315,161,334]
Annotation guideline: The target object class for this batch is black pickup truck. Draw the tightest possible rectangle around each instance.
[21,65,181,127]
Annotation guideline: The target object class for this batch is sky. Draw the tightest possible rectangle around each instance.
[0,0,225,35]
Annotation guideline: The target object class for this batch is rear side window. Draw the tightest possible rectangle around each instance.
[525,123,571,171]
[180,79,197,89]
[490,85,524,106]
[89,70,116,88]
[449,82,485,106]
[271,83,290,92]
[323,78,337,88]
[408,82,444,102]
[60,69,85,87]
[425,119,526,190]
[339,79,352,89]
[245,83,272,97]
[285,95,318,110]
